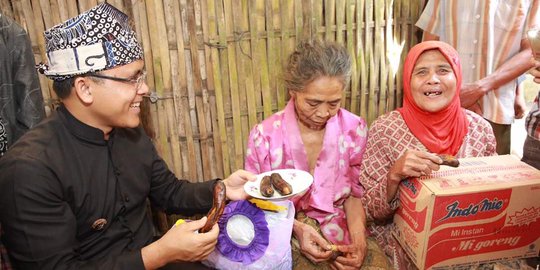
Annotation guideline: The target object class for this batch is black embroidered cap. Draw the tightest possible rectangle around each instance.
[37,3,143,81]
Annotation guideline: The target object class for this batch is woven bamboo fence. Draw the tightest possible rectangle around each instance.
[2,0,425,186]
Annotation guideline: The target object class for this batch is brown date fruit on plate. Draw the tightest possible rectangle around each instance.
[260,175,274,197]
[270,173,293,196]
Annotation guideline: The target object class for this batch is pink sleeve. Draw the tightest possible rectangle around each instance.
[350,122,368,198]
[244,124,268,174]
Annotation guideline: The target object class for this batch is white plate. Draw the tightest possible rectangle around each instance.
[244,169,314,200]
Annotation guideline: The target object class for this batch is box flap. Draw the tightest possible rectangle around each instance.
[417,155,540,195]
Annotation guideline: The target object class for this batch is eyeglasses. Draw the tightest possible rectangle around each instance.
[87,70,147,91]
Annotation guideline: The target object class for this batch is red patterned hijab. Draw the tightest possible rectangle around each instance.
[398,41,468,155]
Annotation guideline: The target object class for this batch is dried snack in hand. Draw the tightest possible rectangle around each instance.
[328,245,345,261]
[199,181,226,233]
[438,154,460,167]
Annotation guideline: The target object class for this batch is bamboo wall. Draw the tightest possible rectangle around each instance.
[1,0,425,182]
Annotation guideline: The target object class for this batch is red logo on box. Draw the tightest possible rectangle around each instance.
[431,190,511,229]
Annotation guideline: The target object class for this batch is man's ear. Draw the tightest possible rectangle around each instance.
[73,77,94,104]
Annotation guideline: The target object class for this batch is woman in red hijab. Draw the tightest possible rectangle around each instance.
[358,41,496,269]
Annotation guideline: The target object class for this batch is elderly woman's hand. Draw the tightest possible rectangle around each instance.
[388,149,441,182]
[329,234,367,270]
[293,220,333,263]
[386,149,442,202]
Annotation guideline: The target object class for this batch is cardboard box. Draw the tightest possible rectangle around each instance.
[392,155,540,270]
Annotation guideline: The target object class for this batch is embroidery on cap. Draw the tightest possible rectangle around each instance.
[37,3,143,81]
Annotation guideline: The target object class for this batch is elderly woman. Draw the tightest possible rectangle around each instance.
[245,40,390,269]
[359,40,512,269]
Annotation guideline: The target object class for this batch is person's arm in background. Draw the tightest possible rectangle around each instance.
[460,41,534,110]
[423,35,535,111]
[418,0,538,112]
[515,76,527,119]
[468,0,540,114]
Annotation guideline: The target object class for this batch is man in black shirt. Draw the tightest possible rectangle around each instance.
[0,3,254,269]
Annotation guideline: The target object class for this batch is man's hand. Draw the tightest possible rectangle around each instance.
[222,169,256,201]
[460,81,488,108]
[293,220,333,263]
[141,217,219,269]
[530,60,540,83]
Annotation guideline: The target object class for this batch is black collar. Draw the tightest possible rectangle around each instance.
[58,105,111,145]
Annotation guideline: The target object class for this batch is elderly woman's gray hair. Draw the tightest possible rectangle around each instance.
[283,39,352,93]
